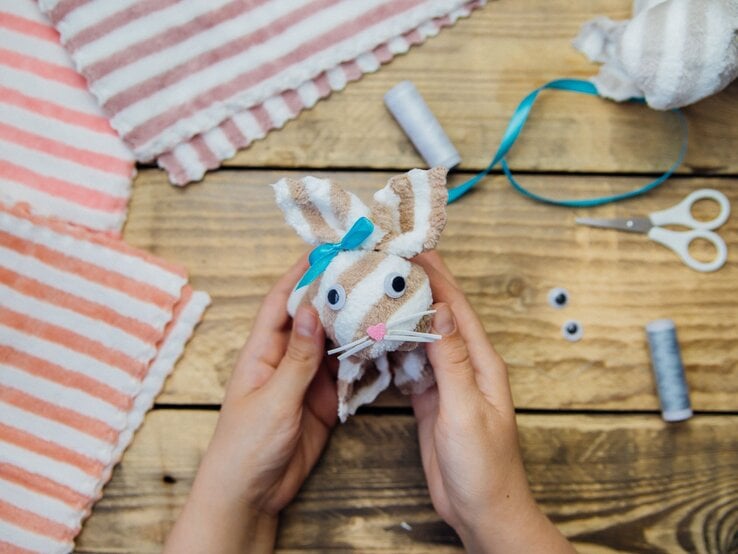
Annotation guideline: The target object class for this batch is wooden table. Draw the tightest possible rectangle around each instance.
[75,1,738,551]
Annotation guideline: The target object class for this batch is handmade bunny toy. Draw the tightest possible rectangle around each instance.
[272,167,448,422]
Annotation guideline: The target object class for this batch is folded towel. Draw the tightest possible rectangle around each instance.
[0,1,136,234]
[0,203,209,553]
[573,0,738,110]
[38,0,484,185]
[157,1,483,185]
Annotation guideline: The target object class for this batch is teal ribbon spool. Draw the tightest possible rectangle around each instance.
[296,216,375,289]
[446,78,688,207]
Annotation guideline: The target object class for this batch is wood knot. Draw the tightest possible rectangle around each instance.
[506,276,525,297]
[162,474,177,484]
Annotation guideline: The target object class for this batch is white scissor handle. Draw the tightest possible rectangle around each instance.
[650,189,731,230]
[648,227,728,272]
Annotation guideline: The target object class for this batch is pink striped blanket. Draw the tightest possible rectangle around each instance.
[0,202,209,553]
[38,0,484,185]
[0,1,135,235]
[1,4,212,551]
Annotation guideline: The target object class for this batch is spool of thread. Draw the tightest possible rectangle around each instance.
[384,81,461,169]
[645,319,692,422]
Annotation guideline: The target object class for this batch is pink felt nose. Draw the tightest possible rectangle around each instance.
[367,322,387,341]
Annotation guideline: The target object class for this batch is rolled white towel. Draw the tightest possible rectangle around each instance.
[573,0,738,109]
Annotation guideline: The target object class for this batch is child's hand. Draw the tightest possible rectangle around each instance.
[165,257,337,554]
[412,252,575,554]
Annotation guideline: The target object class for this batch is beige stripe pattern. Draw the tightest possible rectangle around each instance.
[276,168,448,421]
[372,167,448,258]
[318,251,386,341]
[273,176,382,246]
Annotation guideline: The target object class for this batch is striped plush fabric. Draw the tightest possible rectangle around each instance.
[38,0,484,185]
[274,168,448,421]
[574,0,738,110]
[0,0,135,235]
[0,203,209,553]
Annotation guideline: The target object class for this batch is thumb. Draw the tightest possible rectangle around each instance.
[426,303,479,411]
[268,305,325,406]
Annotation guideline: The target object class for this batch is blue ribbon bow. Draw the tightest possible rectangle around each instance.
[296,216,375,289]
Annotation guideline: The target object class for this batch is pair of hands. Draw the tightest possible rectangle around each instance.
[165,252,574,553]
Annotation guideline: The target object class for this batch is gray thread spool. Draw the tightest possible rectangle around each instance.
[384,81,461,169]
[645,319,692,422]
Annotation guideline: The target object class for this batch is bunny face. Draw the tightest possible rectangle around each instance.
[276,167,447,358]
[288,250,433,360]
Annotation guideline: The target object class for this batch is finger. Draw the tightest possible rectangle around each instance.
[306,362,338,429]
[424,263,490,350]
[325,353,339,379]
[415,254,478,344]
[413,250,459,287]
[423,263,512,410]
[266,305,325,408]
[299,408,334,470]
[426,303,479,412]
[237,254,309,370]
[411,384,439,423]
[411,385,438,480]
[248,254,309,342]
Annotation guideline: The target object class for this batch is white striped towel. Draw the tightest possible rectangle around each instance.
[0,202,210,553]
[0,0,136,235]
[573,0,738,110]
[38,0,484,185]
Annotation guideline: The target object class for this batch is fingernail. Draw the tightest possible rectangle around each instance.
[432,304,456,335]
[295,307,318,337]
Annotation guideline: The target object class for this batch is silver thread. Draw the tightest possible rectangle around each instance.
[384,80,461,169]
[645,319,692,422]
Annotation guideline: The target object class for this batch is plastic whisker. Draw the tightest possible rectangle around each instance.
[337,339,373,360]
[387,310,436,329]
[327,335,370,355]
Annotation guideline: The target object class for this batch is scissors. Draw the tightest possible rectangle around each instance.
[576,189,731,272]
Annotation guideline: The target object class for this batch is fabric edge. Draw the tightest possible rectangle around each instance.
[159,0,486,186]
[71,289,211,548]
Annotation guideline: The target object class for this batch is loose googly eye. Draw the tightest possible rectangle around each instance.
[326,284,346,310]
[548,287,569,309]
[562,320,583,342]
[384,273,406,298]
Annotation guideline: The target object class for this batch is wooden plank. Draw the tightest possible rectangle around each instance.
[126,169,738,410]
[217,0,738,174]
[74,410,738,553]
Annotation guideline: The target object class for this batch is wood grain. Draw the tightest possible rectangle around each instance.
[213,0,738,175]
[74,410,738,553]
[124,169,738,410]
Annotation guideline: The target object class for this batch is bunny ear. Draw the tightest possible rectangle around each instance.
[273,176,378,245]
[371,167,448,257]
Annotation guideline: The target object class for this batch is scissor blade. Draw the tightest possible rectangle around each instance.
[575,217,652,234]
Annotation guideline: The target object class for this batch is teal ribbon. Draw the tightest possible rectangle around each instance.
[296,216,374,289]
[447,78,688,207]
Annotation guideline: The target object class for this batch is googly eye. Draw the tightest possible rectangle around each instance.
[548,287,569,309]
[326,284,346,310]
[384,273,406,298]
[562,320,583,342]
